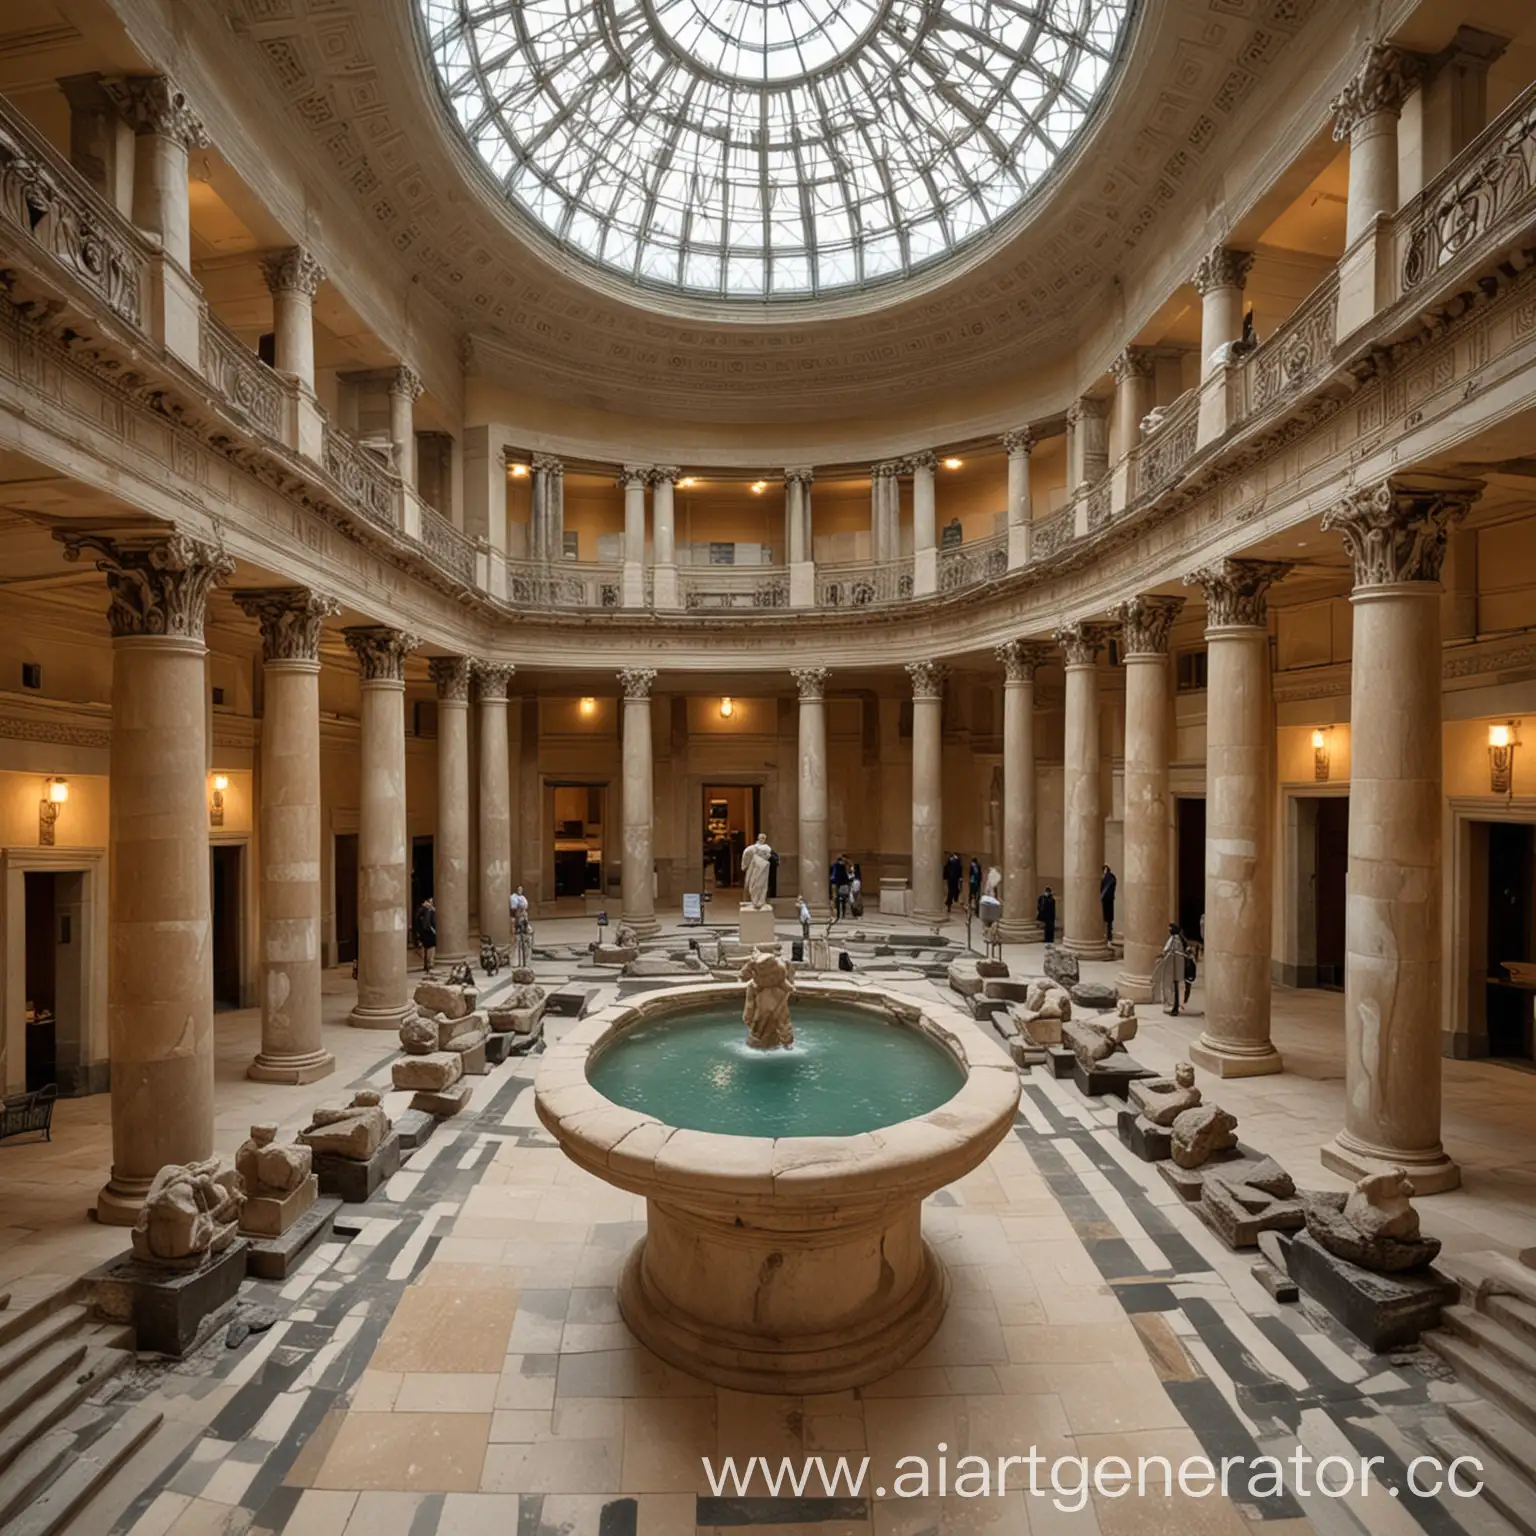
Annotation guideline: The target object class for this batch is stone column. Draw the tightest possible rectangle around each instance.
[58,530,233,1226]
[476,663,514,951]
[871,461,900,564]
[912,452,938,596]
[621,466,647,607]
[1193,246,1255,376]
[100,74,205,268]
[1331,45,1419,246]
[1003,429,1034,568]
[651,466,680,609]
[995,641,1051,941]
[1069,399,1109,489]
[1111,595,1183,999]
[58,73,134,214]
[786,467,815,606]
[531,454,564,562]
[259,247,325,390]
[793,668,831,920]
[1055,622,1116,959]
[1111,349,1155,457]
[1184,559,1290,1077]
[1320,479,1481,1194]
[620,667,659,938]
[907,661,947,924]
[428,658,472,964]
[389,367,423,488]
[343,626,420,1029]
[236,587,340,1084]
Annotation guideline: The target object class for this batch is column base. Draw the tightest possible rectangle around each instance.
[348,1002,416,1031]
[1062,938,1116,961]
[1188,1036,1284,1079]
[248,1049,336,1085]
[436,949,471,967]
[911,908,946,927]
[96,1173,154,1228]
[622,912,659,939]
[994,920,1043,943]
[1115,972,1155,1003]
[1320,1130,1462,1196]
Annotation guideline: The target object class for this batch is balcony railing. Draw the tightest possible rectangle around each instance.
[1133,389,1200,501]
[1398,82,1536,298]
[679,565,789,610]
[1031,506,1074,560]
[1085,479,1112,534]
[0,95,146,329]
[506,560,621,608]
[817,559,914,608]
[1241,271,1339,416]
[420,504,476,584]
[937,533,1007,592]
[201,313,285,441]
[322,427,397,530]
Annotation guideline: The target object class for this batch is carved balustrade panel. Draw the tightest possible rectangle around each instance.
[322,426,397,530]
[937,532,1008,592]
[200,314,284,439]
[816,558,915,608]
[1031,507,1075,560]
[420,505,476,584]
[679,565,790,610]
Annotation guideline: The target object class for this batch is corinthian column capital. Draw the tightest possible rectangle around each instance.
[1111,594,1185,656]
[389,366,424,402]
[234,587,340,662]
[1330,44,1421,140]
[100,73,207,148]
[1054,621,1115,667]
[1193,245,1255,296]
[994,639,1052,682]
[473,662,515,701]
[344,626,420,683]
[59,529,234,642]
[906,660,947,700]
[428,657,472,702]
[1184,558,1292,628]
[792,667,829,701]
[1001,427,1036,456]
[618,667,657,700]
[1320,478,1481,586]
[260,247,326,299]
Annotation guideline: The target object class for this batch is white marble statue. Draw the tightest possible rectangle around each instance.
[740,833,774,910]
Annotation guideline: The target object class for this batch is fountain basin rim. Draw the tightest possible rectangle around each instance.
[535,977,1020,1209]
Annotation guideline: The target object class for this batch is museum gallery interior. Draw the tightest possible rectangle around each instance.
[2,0,1536,1530]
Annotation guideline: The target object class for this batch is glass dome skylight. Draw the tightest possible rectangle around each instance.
[418,0,1133,301]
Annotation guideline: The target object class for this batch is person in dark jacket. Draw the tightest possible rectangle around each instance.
[968,856,983,914]
[944,852,963,914]
[413,896,437,976]
[1100,864,1117,944]
[1037,886,1056,945]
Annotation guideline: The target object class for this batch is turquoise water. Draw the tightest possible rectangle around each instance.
[586,1000,966,1137]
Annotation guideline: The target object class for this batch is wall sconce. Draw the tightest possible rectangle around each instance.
[719,696,734,719]
[210,772,228,827]
[508,462,529,478]
[578,696,596,717]
[679,476,697,488]
[39,776,68,846]
[1311,728,1331,783]
[1489,721,1520,796]
[943,457,962,469]
[750,481,767,494]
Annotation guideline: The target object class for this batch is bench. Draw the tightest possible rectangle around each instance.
[1,1083,56,1142]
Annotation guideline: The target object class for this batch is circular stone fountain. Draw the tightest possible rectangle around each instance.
[535,979,1020,1393]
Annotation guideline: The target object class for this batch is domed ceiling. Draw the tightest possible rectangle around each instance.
[418,0,1131,301]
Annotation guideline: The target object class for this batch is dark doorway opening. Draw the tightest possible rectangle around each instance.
[211,845,242,1009]
[1314,797,1349,989]
[411,836,434,917]
[1487,821,1536,1060]
[1176,796,1206,945]
[24,873,56,1091]
[551,783,605,901]
[703,784,765,895]
[335,833,359,965]
[23,871,86,1093]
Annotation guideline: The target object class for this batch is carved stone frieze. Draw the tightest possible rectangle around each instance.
[1320,479,1482,586]
[344,625,419,683]
[99,75,207,149]
[618,667,657,699]
[233,587,339,662]
[1111,594,1185,656]
[474,662,515,701]
[1053,621,1115,666]
[791,666,829,700]
[58,530,234,642]
[260,247,326,299]
[428,656,472,702]
[1185,558,1292,627]
[906,660,947,699]
[1330,44,1421,141]
[1193,245,1255,295]
[995,640,1053,682]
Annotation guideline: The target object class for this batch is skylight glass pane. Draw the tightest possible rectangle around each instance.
[419,0,1133,300]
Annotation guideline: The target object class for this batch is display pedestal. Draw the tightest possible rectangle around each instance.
[738,905,777,946]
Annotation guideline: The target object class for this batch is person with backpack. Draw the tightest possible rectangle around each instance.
[1154,923,1194,1015]
[413,895,437,977]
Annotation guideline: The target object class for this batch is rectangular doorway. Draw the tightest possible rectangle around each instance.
[551,783,605,903]
[211,845,243,1010]
[17,868,89,1094]
[1314,797,1349,989]
[1486,821,1536,1060]
[703,785,763,895]
[411,836,434,919]
[335,833,359,965]
[1176,796,1206,944]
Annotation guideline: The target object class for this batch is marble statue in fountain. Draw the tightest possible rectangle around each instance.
[741,948,794,1050]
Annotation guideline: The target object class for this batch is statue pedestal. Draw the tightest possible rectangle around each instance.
[738,905,777,946]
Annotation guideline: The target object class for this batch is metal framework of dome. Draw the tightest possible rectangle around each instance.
[418,0,1133,301]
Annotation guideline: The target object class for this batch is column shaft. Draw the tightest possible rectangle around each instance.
[908,662,945,924]
[390,370,421,488]
[621,670,659,937]
[1060,646,1112,957]
[996,643,1045,941]
[794,669,830,920]
[429,658,471,963]
[1118,654,1172,997]
[477,667,513,948]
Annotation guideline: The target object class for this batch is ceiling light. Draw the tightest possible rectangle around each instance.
[943,457,962,469]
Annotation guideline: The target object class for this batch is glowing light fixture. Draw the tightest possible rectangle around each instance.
[39,776,67,846]
[579,696,596,716]
[750,481,767,494]
[508,462,529,478]
[719,697,734,719]
[1489,721,1520,796]
[943,457,962,469]
[679,476,697,488]
[210,772,228,827]
[1311,728,1330,783]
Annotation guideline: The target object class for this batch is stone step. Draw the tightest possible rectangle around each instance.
[1441,1250,1536,1311]
[1423,1329,1536,1438]
[0,1428,74,1526]
[0,1290,79,1354]
[0,1343,87,1435]
[1487,1293,1536,1351]
[0,1346,132,1476]
[1424,1414,1536,1536]
[0,1406,162,1536]
[1442,1304,1536,1383]
[0,1309,88,1383]
[1447,1396,1536,1503]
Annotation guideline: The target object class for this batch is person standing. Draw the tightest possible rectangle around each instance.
[413,895,437,977]
[849,865,863,918]
[829,854,846,918]
[797,895,811,942]
[1153,923,1193,1015]
[1037,885,1057,946]
[968,856,983,915]
[944,851,963,914]
[1100,864,1117,945]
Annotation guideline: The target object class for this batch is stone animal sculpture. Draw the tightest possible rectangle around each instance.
[1129,1062,1201,1127]
[300,1089,390,1161]
[1304,1169,1441,1272]
[1170,1104,1239,1169]
[740,947,795,1049]
[131,1156,246,1266]
[235,1124,311,1196]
